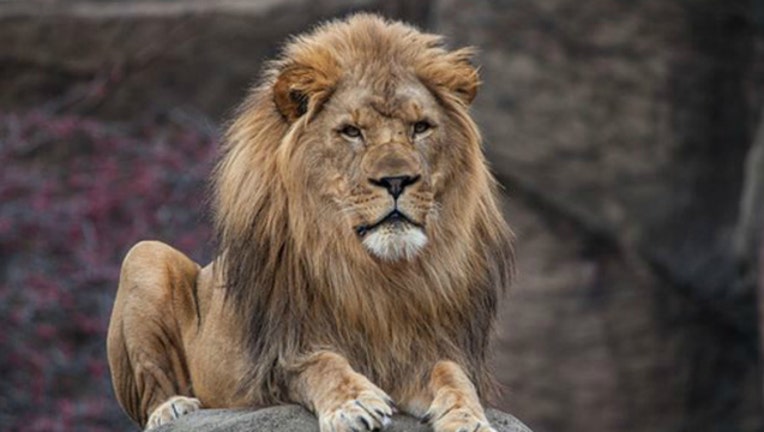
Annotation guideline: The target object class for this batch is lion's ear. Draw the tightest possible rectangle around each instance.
[273,63,336,122]
[419,47,480,106]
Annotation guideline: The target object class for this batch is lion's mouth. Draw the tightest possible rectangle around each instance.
[355,210,422,237]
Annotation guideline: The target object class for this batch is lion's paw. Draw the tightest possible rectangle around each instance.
[145,396,202,430]
[319,390,395,432]
[423,406,495,432]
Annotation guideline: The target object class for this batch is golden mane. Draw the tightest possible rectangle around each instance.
[211,14,514,405]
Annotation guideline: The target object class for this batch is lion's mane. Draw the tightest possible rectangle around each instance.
[211,14,514,404]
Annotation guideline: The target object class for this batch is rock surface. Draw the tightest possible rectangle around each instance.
[434,1,764,431]
[153,406,532,432]
[0,0,430,120]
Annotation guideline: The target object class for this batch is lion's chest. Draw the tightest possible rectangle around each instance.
[315,291,466,388]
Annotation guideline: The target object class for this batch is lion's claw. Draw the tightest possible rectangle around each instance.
[145,396,201,430]
[320,390,394,432]
[422,406,496,432]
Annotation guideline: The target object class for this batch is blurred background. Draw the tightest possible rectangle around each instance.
[1,0,763,431]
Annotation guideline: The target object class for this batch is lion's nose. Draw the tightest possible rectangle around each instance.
[370,175,420,199]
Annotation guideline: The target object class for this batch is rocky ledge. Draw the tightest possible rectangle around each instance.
[153,405,532,432]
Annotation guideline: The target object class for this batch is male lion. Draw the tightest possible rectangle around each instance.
[107,13,513,432]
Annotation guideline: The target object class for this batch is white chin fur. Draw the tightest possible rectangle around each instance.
[362,225,428,261]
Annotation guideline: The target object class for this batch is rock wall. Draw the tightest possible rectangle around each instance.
[433,1,764,430]
[0,0,431,120]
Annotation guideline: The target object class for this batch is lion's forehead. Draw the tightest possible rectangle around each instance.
[331,80,440,126]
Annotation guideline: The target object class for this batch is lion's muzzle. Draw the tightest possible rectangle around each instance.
[356,207,427,261]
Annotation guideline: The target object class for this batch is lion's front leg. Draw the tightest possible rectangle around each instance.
[290,351,395,432]
[422,361,495,432]
[107,241,203,429]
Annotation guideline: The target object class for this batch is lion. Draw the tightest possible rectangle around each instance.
[107,13,513,432]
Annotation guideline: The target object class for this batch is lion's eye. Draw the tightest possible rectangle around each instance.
[340,125,362,139]
[413,120,432,135]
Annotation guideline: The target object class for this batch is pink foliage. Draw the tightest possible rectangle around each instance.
[0,110,218,431]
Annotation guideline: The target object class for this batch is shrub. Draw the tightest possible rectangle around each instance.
[0,110,217,431]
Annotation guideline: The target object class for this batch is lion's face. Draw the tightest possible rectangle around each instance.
[221,15,488,263]
[287,75,473,261]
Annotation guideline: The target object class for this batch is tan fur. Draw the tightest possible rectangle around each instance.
[107,14,513,432]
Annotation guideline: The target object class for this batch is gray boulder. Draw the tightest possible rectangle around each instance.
[153,405,532,432]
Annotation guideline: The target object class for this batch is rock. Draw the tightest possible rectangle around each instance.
[0,0,431,121]
[735,108,764,269]
[434,1,764,431]
[153,405,532,432]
